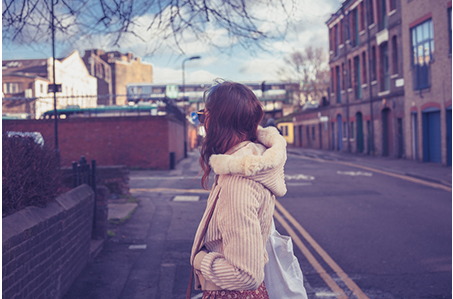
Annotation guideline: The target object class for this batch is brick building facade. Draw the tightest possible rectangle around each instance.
[401,0,452,165]
[82,50,153,106]
[82,49,113,106]
[293,0,452,166]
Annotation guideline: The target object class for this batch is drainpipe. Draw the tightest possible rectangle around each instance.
[342,7,351,153]
[365,0,375,154]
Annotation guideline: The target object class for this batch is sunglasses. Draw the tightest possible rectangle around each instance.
[197,109,206,124]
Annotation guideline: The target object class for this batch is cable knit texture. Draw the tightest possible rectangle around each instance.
[191,126,287,291]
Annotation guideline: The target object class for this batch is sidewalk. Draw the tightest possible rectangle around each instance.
[287,146,452,188]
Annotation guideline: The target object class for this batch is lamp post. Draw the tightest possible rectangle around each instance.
[182,55,201,158]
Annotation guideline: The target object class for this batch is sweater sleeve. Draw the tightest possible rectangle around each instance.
[200,175,265,290]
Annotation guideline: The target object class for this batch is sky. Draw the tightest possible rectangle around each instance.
[2,0,342,85]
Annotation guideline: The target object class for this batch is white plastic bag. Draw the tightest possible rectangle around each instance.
[264,220,308,299]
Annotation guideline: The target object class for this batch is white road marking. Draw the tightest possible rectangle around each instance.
[286,182,313,186]
[285,174,315,181]
[173,195,200,201]
[129,244,147,250]
[337,171,373,177]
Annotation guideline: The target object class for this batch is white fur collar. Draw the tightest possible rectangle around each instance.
[209,126,287,176]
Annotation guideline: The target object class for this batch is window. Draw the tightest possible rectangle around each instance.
[335,24,340,55]
[392,36,398,75]
[371,46,377,81]
[389,0,396,12]
[354,56,362,99]
[348,59,352,88]
[360,2,365,31]
[336,66,342,103]
[367,0,375,25]
[331,68,334,94]
[448,7,452,54]
[362,52,368,83]
[341,63,345,90]
[352,8,359,46]
[312,125,315,140]
[40,84,44,93]
[3,82,23,94]
[411,19,434,89]
[380,42,390,91]
[378,0,387,31]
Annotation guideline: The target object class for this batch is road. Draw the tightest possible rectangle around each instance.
[64,149,451,299]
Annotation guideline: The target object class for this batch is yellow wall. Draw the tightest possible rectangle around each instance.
[277,122,294,144]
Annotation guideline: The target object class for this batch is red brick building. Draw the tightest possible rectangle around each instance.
[401,0,452,165]
[82,50,153,106]
[293,0,452,166]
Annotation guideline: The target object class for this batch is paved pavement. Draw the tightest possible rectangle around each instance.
[64,147,451,299]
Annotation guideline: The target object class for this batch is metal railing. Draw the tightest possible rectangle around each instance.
[72,156,97,233]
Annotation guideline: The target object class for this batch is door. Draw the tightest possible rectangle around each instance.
[356,112,364,153]
[382,108,390,156]
[422,108,442,163]
[331,122,335,150]
[397,118,403,158]
[337,115,343,151]
[367,120,371,155]
[299,126,303,147]
[319,123,323,149]
[447,107,452,166]
[411,112,419,160]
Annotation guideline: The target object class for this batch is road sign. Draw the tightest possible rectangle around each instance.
[48,84,62,93]
[190,111,199,125]
[166,85,179,99]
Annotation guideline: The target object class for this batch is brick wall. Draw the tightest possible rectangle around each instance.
[3,115,184,170]
[2,185,94,299]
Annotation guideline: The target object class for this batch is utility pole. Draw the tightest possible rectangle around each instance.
[181,56,201,158]
[51,0,60,164]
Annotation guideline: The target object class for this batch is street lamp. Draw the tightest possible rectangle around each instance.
[182,55,201,158]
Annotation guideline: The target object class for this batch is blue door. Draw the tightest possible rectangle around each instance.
[447,107,452,166]
[422,108,442,163]
[356,112,364,153]
[337,115,343,151]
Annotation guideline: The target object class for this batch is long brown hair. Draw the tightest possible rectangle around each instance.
[199,80,264,189]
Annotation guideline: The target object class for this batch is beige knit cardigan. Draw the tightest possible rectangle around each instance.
[190,126,287,291]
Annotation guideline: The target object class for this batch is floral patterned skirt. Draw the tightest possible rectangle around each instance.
[202,282,269,299]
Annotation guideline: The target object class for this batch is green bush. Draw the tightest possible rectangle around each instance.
[2,131,63,217]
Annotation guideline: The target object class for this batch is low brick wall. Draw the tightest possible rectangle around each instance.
[2,185,95,299]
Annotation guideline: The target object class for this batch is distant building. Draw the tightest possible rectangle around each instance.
[82,49,113,106]
[401,0,452,165]
[2,51,97,119]
[83,50,153,106]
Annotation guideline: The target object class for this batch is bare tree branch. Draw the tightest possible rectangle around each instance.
[2,0,293,55]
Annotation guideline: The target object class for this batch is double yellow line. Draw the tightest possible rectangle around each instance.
[274,199,370,299]
[291,154,451,192]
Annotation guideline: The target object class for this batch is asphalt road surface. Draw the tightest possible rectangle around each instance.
[64,150,451,299]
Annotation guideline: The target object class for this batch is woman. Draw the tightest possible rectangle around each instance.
[190,80,288,298]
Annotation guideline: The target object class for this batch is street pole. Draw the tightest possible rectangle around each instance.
[182,56,201,158]
[51,0,60,164]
